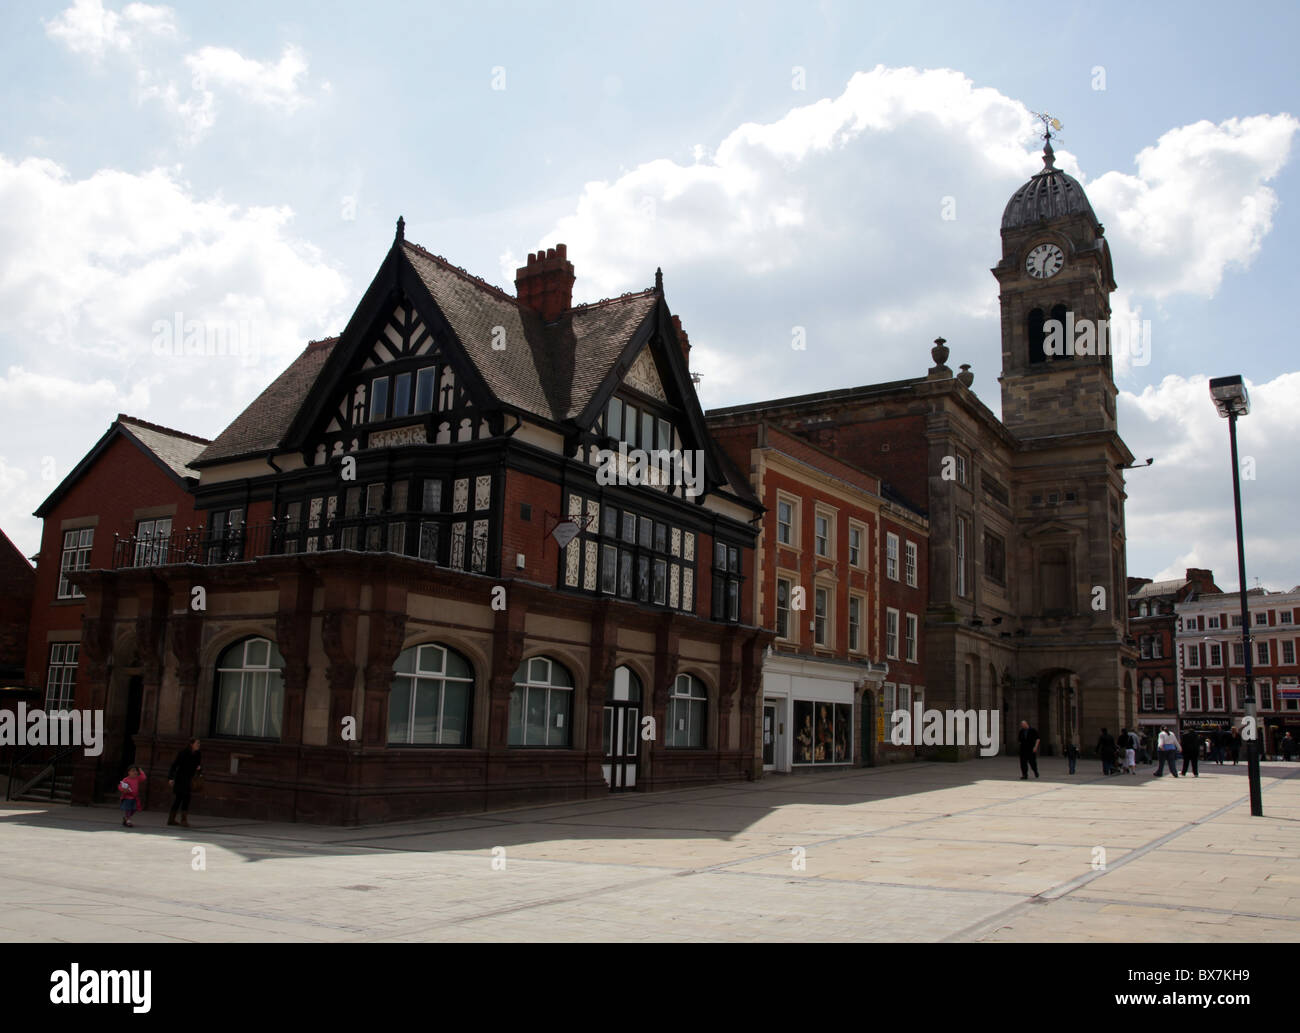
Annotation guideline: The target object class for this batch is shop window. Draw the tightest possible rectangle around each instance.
[792,699,852,764]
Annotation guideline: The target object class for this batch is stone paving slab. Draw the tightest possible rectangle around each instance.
[1,757,1297,941]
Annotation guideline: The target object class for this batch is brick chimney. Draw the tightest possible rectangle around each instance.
[671,314,691,368]
[515,244,574,323]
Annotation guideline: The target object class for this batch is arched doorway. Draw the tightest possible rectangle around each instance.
[602,666,642,791]
[1032,668,1078,756]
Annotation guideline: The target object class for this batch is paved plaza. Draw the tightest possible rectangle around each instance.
[2,758,1298,942]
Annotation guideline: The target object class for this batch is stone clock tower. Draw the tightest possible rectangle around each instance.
[994,136,1119,440]
[993,128,1138,748]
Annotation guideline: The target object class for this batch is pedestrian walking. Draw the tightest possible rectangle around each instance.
[117,765,146,828]
[1120,727,1137,774]
[1229,726,1242,765]
[1155,727,1180,777]
[1065,740,1079,775]
[167,738,202,828]
[1179,727,1201,777]
[1018,721,1040,779]
[1096,728,1117,776]
[1282,731,1297,761]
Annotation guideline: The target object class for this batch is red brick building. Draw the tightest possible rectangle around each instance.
[21,416,207,795]
[0,527,35,685]
[709,419,927,768]
[1176,586,1300,756]
[64,225,769,824]
[1126,568,1220,747]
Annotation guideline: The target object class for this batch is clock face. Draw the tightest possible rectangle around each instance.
[1026,242,1065,279]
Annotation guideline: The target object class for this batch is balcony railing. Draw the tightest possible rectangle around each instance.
[111,517,490,572]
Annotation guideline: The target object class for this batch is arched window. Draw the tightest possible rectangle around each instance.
[509,656,574,747]
[214,637,284,739]
[1153,676,1165,710]
[389,642,474,745]
[611,665,642,702]
[1141,676,1153,710]
[666,673,707,748]
[1027,308,1047,363]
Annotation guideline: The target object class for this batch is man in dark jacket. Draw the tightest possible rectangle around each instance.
[1017,721,1040,779]
[1180,727,1201,777]
[168,738,202,828]
[1096,728,1117,776]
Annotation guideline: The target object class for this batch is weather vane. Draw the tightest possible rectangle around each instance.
[1031,111,1063,143]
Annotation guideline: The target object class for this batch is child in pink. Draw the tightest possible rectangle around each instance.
[118,766,146,827]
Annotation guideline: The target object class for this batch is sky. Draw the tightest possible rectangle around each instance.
[1,0,1297,590]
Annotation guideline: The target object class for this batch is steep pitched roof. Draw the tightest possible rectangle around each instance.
[35,415,210,518]
[196,338,337,465]
[0,526,34,586]
[198,238,664,466]
[119,416,209,479]
[402,241,659,422]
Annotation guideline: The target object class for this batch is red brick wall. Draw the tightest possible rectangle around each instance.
[501,469,562,584]
[0,532,35,676]
[798,413,930,513]
[879,512,928,684]
[26,434,201,688]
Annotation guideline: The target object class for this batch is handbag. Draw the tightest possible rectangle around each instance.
[190,774,205,793]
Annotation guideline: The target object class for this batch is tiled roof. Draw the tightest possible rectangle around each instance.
[196,338,337,464]
[198,241,661,465]
[403,242,658,422]
[1129,578,1185,600]
[118,415,210,480]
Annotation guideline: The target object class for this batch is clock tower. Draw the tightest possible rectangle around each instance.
[994,134,1118,440]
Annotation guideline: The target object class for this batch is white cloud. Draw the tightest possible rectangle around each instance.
[46,1,314,142]
[44,0,176,59]
[1089,115,1298,300]
[185,44,310,114]
[0,154,352,557]
[1121,372,1300,590]
[510,69,1295,413]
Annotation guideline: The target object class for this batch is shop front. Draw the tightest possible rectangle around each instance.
[760,652,869,773]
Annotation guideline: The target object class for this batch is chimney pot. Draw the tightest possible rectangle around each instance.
[515,242,575,323]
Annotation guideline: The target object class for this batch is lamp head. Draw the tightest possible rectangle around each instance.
[1209,375,1250,418]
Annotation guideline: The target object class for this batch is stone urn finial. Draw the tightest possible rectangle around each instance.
[927,337,952,379]
[957,363,974,388]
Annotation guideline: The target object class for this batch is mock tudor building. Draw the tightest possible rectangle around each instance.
[708,419,926,769]
[709,135,1139,756]
[1176,586,1300,756]
[1127,568,1220,742]
[66,224,769,823]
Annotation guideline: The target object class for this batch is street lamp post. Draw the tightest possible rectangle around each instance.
[1209,375,1263,817]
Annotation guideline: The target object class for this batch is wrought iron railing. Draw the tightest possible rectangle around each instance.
[111,517,490,572]
[4,743,81,801]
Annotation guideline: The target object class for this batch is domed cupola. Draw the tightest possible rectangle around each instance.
[1001,140,1099,232]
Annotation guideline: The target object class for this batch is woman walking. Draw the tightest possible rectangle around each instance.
[167,738,202,828]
